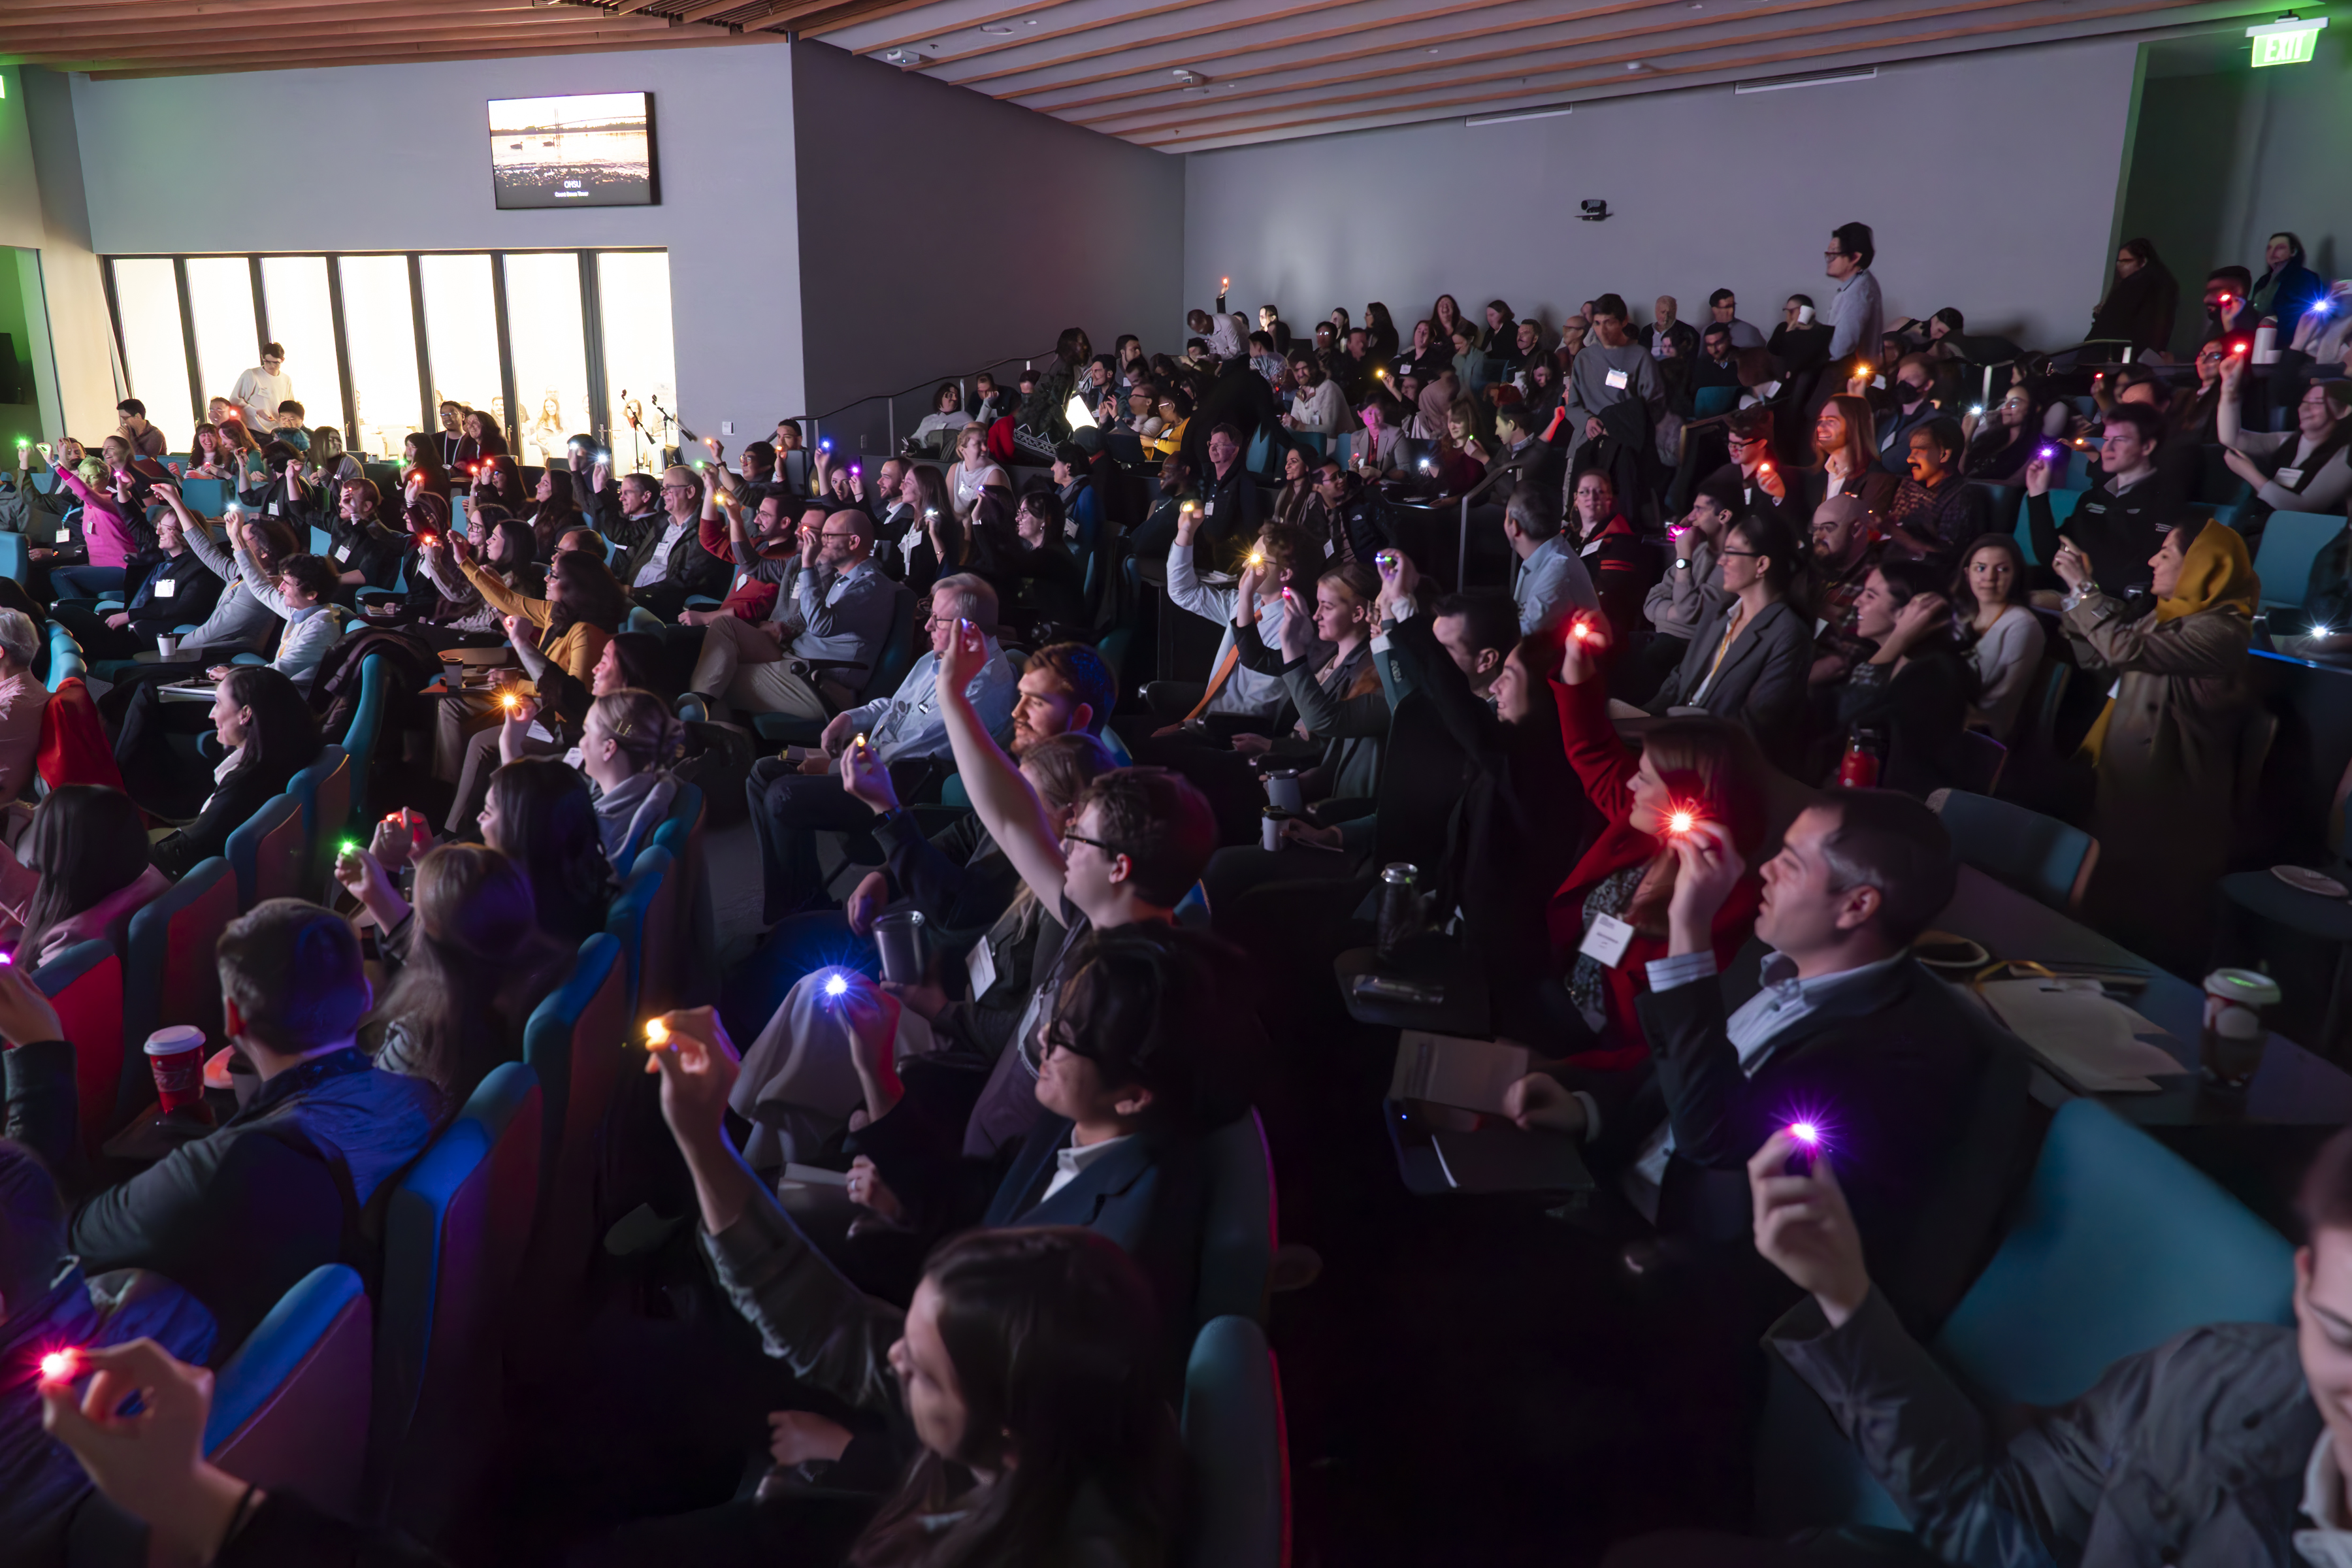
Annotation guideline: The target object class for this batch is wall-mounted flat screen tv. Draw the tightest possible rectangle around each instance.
[488,92,658,210]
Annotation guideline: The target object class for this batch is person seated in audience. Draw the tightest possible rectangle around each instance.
[210,536,344,693]
[1632,475,1740,699]
[612,465,730,620]
[470,757,615,946]
[412,508,538,647]
[400,430,452,506]
[445,623,664,838]
[1654,1119,2352,1568]
[570,687,682,872]
[318,477,410,595]
[50,489,223,664]
[1233,557,1388,794]
[1681,323,1742,412]
[1805,495,1886,696]
[1125,451,1200,562]
[1152,515,1316,736]
[584,465,656,548]
[1282,350,1351,435]
[1000,487,1086,633]
[1391,316,1442,384]
[947,421,1009,527]
[686,497,893,723]
[1486,401,1566,505]
[1862,354,1942,474]
[2219,359,2352,545]
[1880,417,1989,574]
[0,612,46,811]
[1959,380,2044,487]
[335,841,570,1108]
[143,665,323,879]
[1502,485,1599,636]
[1313,457,1386,564]
[0,785,167,967]
[146,493,290,667]
[1448,325,1490,397]
[186,421,236,480]
[2056,520,2255,968]
[1148,385,1193,457]
[1832,558,1978,794]
[2249,229,2328,329]
[1569,470,1650,646]
[517,465,581,561]
[1708,408,1792,523]
[911,381,970,451]
[745,574,1017,922]
[112,397,166,460]
[458,406,508,465]
[1951,533,2044,741]
[1647,514,1810,760]
[1565,295,1664,473]
[1433,399,1490,494]
[1800,394,1899,517]
[0,900,439,1349]
[450,527,627,683]
[1,1139,216,1568]
[45,445,139,602]
[2025,402,2182,603]
[1047,442,1101,549]
[1270,444,1325,538]
[301,426,361,494]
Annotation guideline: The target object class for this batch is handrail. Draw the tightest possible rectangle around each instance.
[776,345,1064,453]
[1456,459,1514,590]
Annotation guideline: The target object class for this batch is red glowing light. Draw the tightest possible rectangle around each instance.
[1571,622,1593,642]
[39,1348,76,1382]
[1667,810,1695,836]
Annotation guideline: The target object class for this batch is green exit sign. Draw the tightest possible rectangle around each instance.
[2248,15,2327,65]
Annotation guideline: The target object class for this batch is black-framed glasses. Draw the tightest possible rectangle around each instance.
[1060,826,1126,856]
[1727,433,1765,448]
[1717,548,1765,559]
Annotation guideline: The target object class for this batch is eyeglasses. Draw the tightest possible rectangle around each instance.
[1060,826,1126,856]
[1717,548,1765,559]
[659,483,693,495]
[1726,434,1765,448]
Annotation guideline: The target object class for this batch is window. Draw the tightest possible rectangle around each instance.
[105,249,667,466]
[183,257,259,423]
[259,257,345,433]
[110,258,194,448]
[335,255,420,459]
[417,254,501,429]
[596,250,676,476]
[501,252,589,470]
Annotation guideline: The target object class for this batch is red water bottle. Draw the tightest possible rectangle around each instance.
[1837,729,1880,789]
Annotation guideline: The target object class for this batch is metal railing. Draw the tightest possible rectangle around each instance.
[780,345,1064,456]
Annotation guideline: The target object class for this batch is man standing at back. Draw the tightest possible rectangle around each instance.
[1824,222,1886,365]
[1565,295,1661,474]
[231,342,292,434]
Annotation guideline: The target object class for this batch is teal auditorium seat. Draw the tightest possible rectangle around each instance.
[336,657,393,825]
[2253,509,2346,613]
[284,745,351,898]
[1925,788,2098,915]
[370,1061,543,1533]
[207,1264,374,1523]
[45,622,86,691]
[226,794,306,911]
[0,532,25,585]
[751,583,919,746]
[119,858,237,1125]
[2011,489,2076,566]
[604,844,676,1014]
[520,933,627,1310]
[1181,1316,1290,1568]
[1756,1099,2296,1535]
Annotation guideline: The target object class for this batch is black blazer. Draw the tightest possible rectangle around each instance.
[982,1113,1208,1332]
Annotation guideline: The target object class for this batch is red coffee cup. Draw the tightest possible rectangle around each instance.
[145,1025,207,1113]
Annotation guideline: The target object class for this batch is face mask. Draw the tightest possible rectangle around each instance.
[1897,380,1930,406]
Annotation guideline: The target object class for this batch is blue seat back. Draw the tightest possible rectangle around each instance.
[1756,1100,2293,1535]
[284,745,351,897]
[1691,384,1741,417]
[1181,1316,1289,1568]
[33,938,123,1159]
[1173,881,1211,930]
[521,934,627,1308]
[120,858,237,1125]
[1196,1109,1276,1330]
[604,845,676,1015]
[0,532,24,585]
[371,1062,543,1531]
[1928,789,2095,914]
[179,476,227,514]
[2012,488,2079,566]
[626,604,662,633]
[207,1264,374,1522]
[864,585,920,704]
[338,658,392,825]
[46,623,86,692]
[2252,510,2345,612]
[226,794,305,911]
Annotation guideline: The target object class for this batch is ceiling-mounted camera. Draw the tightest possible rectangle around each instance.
[1580,199,1610,222]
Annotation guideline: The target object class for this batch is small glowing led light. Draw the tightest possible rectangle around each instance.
[39,1348,76,1382]
[1788,1121,1820,1146]
[1667,810,1695,835]
[338,838,360,855]
[1571,622,1593,642]
[1245,549,1265,568]
[823,972,850,999]
[1854,363,1870,379]
[500,692,520,711]
[644,1017,670,1049]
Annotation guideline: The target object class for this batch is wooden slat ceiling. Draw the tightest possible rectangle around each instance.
[0,0,2296,140]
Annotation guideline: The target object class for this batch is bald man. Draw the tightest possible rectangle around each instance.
[687,504,895,722]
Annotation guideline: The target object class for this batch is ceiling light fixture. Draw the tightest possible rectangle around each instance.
[980,23,1016,34]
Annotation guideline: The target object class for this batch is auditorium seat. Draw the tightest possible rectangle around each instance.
[1196,1109,1277,1329]
[31,938,124,1159]
[1754,1098,2293,1535]
[1181,1315,1290,1568]
[519,933,627,1313]
[1927,789,2099,915]
[749,583,920,747]
[370,1060,543,1533]
[207,1264,374,1523]
[650,783,717,1005]
[604,844,677,1015]
[284,743,351,898]
[226,794,306,911]
[336,657,393,826]
[2252,510,2346,615]
[118,857,237,1125]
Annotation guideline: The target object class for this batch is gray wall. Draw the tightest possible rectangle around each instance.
[1184,38,2141,355]
[788,42,1184,453]
[2,67,115,436]
[65,42,806,433]
[2118,30,2351,357]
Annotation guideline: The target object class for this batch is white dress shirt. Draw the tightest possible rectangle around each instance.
[2300,1429,2352,1568]
[1040,1132,1132,1205]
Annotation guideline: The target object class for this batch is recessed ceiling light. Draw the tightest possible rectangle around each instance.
[1024,16,1039,23]
[980,23,1015,33]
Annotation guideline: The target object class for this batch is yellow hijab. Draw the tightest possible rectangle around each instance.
[2153,519,2259,623]
[2081,521,2257,763]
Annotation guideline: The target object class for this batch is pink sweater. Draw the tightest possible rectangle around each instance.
[56,468,138,568]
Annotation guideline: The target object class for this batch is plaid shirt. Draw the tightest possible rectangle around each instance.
[1812,539,1884,670]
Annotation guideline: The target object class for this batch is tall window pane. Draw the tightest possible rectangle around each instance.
[502,252,588,469]
[596,250,674,476]
[183,257,258,425]
[417,254,501,433]
[110,259,194,449]
[336,255,420,459]
[258,257,344,434]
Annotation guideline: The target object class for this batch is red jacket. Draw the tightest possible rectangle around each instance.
[1546,674,1762,1061]
[698,512,782,623]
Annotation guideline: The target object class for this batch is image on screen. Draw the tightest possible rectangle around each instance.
[488,92,657,210]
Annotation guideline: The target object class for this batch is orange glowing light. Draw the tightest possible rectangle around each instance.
[644,1018,670,1049]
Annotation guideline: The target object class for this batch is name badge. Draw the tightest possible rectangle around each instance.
[2276,466,2306,486]
[335,543,352,561]
[1579,911,1636,969]
[1580,538,1603,557]
[1870,374,1886,389]
[1814,615,1829,635]
[154,578,176,598]
[267,501,280,516]
[966,936,999,1000]
[1203,499,1216,516]
[1605,368,1630,391]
